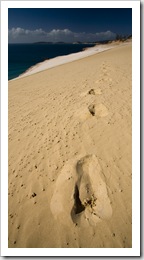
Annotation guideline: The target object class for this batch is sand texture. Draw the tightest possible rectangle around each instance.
[8,43,132,248]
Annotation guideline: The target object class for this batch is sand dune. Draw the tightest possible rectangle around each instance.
[8,42,132,248]
[16,41,130,79]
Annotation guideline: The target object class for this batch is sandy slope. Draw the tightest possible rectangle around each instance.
[8,42,132,248]
[17,43,116,79]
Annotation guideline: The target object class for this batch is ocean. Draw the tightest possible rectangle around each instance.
[8,43,95,80]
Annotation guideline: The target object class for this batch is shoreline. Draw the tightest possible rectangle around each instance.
[11,40,131,81]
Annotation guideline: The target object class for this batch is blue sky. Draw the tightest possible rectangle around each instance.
[8,8,132,43]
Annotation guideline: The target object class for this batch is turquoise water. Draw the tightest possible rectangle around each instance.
[8,43,95,80]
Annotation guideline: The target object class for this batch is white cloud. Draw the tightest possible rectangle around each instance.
[48,28,73,42]
[8,27,116,43]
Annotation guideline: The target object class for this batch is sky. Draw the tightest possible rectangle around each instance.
[8,8,132,43]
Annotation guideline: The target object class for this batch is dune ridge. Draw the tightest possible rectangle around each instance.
[12,41,130,80]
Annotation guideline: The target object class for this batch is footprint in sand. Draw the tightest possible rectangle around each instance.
[80,88,102,97]
[88,103,108,118]
[88,88,102,95]
[88,89,95,95]
[50,155,112,227]
[71,155,112,226]
[76,102,108,121]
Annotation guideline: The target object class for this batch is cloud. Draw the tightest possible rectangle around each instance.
[8,28,47,40]
[48,28,73,42]
[8,27,116,43]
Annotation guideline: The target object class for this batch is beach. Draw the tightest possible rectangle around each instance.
[8,41,132,248]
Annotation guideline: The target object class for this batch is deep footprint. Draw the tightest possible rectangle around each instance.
[88,103,108,118]
[74,155,112,225]
[50,155,112,227]
[88,104,95,116]
[88,89,95,95]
